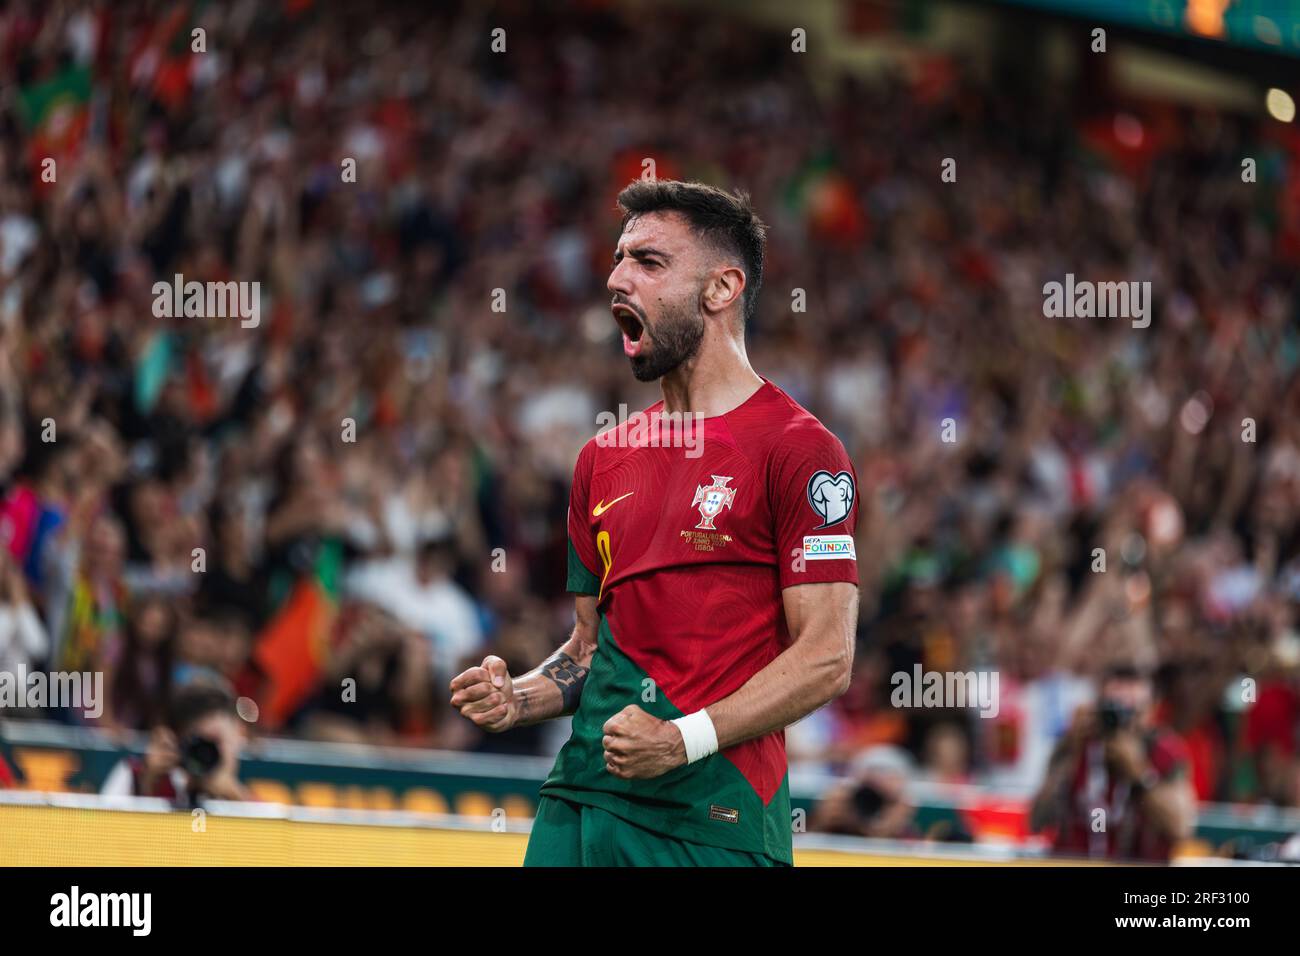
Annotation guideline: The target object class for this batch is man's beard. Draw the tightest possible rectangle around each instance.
[630,297,704,382]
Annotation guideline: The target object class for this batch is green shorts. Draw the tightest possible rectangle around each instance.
[523,795,787,867]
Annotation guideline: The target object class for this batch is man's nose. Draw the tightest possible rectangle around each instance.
[607,259,632,297]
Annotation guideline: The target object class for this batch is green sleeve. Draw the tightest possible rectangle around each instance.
[566,538,600,595]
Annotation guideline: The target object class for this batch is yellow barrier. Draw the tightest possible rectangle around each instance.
[0,802,1090,866]
[0,804,526,866]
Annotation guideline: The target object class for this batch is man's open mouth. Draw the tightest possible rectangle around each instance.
[612,303,645,357]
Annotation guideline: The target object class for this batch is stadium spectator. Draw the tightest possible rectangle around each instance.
[107,591,177,730]
[1029,665,1197,861]
[811,748,921,840]
[290,603,436,745]
[0,545,48,678]
[345,533,485,686]
[100,682,249,807]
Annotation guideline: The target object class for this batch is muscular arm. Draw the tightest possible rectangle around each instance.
[449,595,599,732]
[512,595,599,726]
[705,581,857,748]
[602,581,858,779]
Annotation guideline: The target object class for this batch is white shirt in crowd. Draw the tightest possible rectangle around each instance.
[344,556,484,675]
[0,603,49,675]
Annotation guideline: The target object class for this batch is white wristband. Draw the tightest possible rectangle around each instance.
[671,710,719,764]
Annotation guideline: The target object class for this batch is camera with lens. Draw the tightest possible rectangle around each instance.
[852,781,886,821]
[1098,699,1136,736]
[179,734,222,779]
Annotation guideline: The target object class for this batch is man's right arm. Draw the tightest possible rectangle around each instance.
[449,594,599,732]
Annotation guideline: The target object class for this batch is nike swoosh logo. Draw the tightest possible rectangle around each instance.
[592,492,634,517]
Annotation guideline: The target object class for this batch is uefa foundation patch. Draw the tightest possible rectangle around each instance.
[803,535,856,560]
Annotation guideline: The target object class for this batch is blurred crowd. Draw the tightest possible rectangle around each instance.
[0,0,1297,818]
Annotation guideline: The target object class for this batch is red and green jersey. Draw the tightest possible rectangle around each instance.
[542,379,859,864]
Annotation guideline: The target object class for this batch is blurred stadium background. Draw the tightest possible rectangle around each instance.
[1,0,1299,865]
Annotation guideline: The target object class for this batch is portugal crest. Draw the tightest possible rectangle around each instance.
[692,475,736,530]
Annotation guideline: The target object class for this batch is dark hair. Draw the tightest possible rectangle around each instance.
[168,683,236,735]
[113,596,178,730]
[1101,663,1148,684]
[190,594,253,634]
[615,179,767,326]
[417,533,456,564]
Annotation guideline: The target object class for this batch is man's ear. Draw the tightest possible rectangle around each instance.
[702,266,745,317]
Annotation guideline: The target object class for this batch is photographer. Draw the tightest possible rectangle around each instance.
[101,683,249,808]
[811,748,922,841]
[1030,664,1196,861]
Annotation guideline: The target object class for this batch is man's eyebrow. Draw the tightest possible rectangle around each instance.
[613,245,672,262]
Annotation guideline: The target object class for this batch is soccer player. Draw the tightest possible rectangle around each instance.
[449,180,859,866]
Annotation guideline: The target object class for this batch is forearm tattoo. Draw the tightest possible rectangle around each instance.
[541,652,590,714]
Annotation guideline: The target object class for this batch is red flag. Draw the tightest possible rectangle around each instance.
[252,577,336,729]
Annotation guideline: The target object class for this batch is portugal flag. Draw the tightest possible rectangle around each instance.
[253,545,342,730]
[18,66,93,194]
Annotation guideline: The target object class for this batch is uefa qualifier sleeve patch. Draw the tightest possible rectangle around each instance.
[805,469,855,528]
[802,469,856,560]
[775,438,860,588]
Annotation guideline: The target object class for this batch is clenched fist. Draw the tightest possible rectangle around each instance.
[449,655,519,732]
[602,704,687,780]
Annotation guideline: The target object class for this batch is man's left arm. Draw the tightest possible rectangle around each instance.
[602,581,857,778]
[708,580,858,745]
